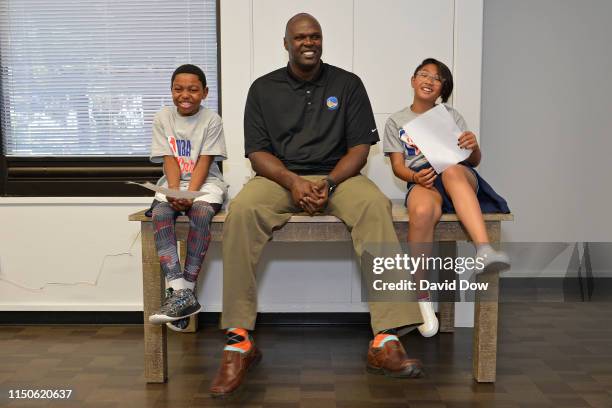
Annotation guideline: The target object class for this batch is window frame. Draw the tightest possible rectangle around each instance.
[0,0,222,197]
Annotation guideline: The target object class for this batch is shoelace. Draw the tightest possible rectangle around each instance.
[164,288,174,299]
[161,289,194,313]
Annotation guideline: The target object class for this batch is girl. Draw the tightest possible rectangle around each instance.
[383,58,510,337]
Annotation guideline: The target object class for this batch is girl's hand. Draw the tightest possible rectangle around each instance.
[414,167,437,189]
[458,131,479,150]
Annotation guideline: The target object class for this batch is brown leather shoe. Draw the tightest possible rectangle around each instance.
[366,339,423,378]
[209,346,262,397]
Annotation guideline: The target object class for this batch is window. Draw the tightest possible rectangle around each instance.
[0,0,220,196]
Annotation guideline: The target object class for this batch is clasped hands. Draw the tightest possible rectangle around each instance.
[290,178,330,215]
[166,196,194,212]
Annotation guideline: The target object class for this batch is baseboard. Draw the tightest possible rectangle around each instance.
[0,311,145,325]
[0,311,372,326]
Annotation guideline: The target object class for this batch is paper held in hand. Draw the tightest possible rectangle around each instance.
[126,181,206,200]
[401,104,471,174]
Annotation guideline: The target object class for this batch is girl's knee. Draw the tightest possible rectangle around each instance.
[441,166,478,194]
[409,202,441,228]
[441,165,470,186]
[442,164,464,178]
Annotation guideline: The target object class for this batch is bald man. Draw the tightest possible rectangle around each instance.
[210,13,424,397]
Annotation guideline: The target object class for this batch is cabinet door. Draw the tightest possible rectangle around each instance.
[252,0,354,79]
[354,0,454,114]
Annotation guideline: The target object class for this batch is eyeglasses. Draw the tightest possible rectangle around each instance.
[415,71,444,85]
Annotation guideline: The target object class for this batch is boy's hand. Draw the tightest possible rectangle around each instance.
[414,167,437,189]
[167,196,186,212]
[176,198,194,210]
[458,131,479,150]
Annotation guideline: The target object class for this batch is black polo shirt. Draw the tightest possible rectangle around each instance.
[244,62,379,174]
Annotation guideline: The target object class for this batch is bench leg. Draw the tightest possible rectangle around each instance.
[142,222,168,383]
[438,242,456,333]
[178,240,198,333]
[473,223,502,383]
[472,269,500,383]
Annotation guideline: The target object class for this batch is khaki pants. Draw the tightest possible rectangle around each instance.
[221,175,422,334]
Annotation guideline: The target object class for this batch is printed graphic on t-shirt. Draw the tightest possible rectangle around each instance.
[168,136,195,174]
[399,128,420,156]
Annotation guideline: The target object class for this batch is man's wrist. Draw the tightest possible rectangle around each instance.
[284,172,302,190]
[325,176,337,195]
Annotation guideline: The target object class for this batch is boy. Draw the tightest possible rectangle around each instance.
[148,64,227,331]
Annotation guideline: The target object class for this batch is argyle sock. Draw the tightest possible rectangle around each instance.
[224,328,253,354]
[372,328,399,348]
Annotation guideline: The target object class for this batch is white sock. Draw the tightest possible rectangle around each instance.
[184,279,196,291]
[475,243,510,272]
[169,278,190,291]
[476,243,494,256]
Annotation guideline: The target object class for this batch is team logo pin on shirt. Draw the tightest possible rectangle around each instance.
[326,96,339,110]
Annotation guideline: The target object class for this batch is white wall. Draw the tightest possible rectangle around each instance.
[0,0,483,327]
[0,198,148,310]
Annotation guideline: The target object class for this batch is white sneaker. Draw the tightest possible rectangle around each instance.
[476,245,511,274]
[417,301,439,337]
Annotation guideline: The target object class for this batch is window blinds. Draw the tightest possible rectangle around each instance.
[0,0,218,157]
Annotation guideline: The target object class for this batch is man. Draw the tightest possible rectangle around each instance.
[210,13,424,397]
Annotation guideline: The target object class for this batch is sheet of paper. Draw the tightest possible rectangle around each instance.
[401,104,471,173]
[126,181,206,199]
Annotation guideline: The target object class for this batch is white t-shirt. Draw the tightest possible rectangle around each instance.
[150,106,228,204]
[383,104,468,170]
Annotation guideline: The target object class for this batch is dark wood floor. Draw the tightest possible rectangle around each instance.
[1,303,612,408]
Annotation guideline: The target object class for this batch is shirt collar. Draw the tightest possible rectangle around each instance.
[285,62,327,89]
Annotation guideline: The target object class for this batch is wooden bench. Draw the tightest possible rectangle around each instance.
[129,204,512,384]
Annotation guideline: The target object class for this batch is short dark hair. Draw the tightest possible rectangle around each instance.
[285,13,321,38]
[413,58,453,103]
[171,64,207,89]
